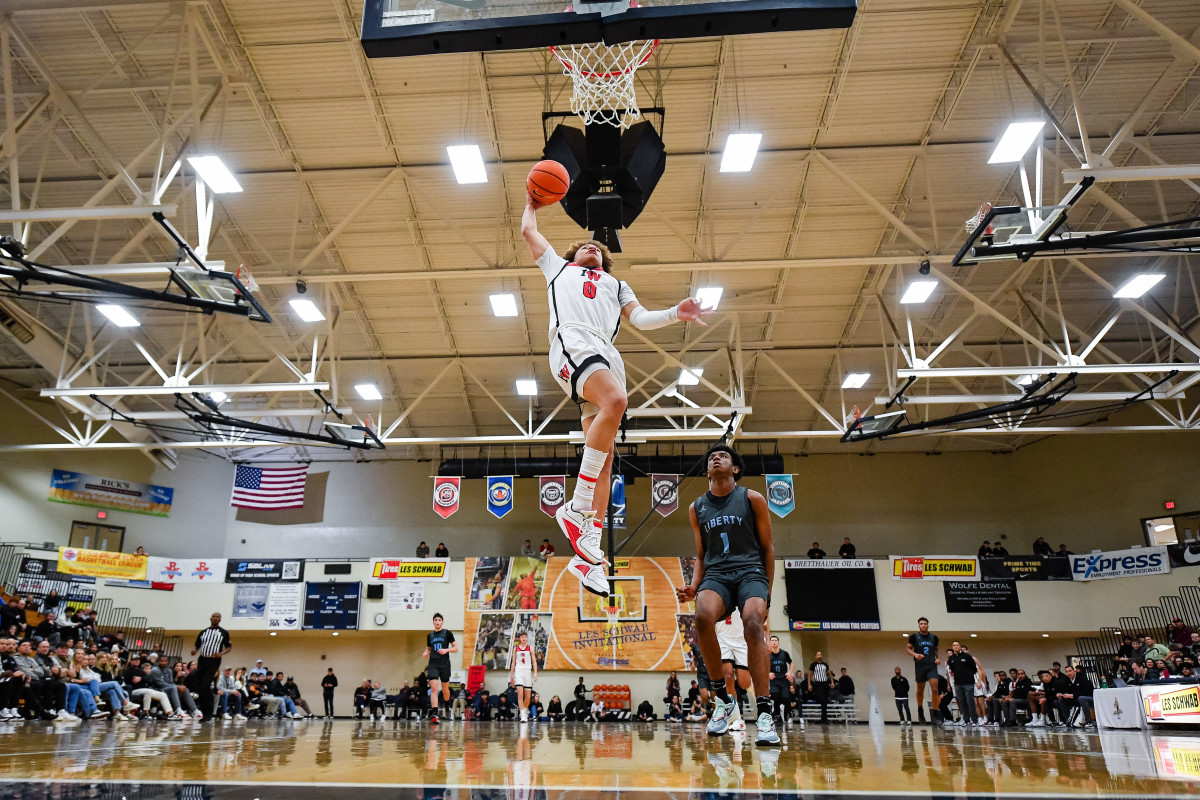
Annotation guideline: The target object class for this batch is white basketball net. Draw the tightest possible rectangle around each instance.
[551,39,659,129]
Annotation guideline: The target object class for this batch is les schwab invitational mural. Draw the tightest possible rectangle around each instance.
[462,556,699,672]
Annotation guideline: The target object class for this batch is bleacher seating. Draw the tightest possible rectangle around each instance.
[800,702,858,723]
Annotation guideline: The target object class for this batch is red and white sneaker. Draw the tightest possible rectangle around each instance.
[556,503,605,565]
[567,555,610,597]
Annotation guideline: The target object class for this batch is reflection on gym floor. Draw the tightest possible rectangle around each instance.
[2,718,1199,798]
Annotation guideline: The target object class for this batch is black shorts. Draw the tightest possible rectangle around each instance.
[914,661,939,683]
[697,566,769,616]
[427,662,451,682]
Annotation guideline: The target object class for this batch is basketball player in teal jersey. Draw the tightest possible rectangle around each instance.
[675,444,780,746]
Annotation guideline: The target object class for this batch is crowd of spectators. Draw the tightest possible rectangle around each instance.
[0,595,322,723]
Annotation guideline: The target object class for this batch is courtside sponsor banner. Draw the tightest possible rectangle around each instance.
[48,468,174,517]
[487,476,513,518]
[1153,736,1200,778]
[890,556,979,581]
[785,558,875,569]
[651,474,680,517]
[1142,684,1200,724]
[538,475,566,518]
[1070,546,1169,581]
[56,547,147,580]
[370,558,449,582]
[764,474,795,518]
[145,557,227,584]
[224,559,304,583]
[433,476,461,519]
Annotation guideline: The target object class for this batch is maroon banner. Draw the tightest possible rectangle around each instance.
[651,474,680,517]
[433,476,461,519]
[539,475,566,517]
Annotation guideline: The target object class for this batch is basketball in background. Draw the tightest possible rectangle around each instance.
[528,160,570,205]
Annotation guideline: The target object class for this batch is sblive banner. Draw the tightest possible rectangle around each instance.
[48,468,174,517]
[145,557,227,584]
[371,558,449,582]
[224,559,305,583]
[56,547,146,580]
[943,580,1020,613]
[462,555,696,672]
[891,555,979,581]
[980,555,1072,581]
[1069,546,1170,581]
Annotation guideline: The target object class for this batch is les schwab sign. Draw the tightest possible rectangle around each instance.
[891,556,979,581]
[1143,684,1200,724]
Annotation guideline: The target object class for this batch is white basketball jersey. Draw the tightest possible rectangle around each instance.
[512,644,534,671]
[716,608,745,646]
[537,246,638,343]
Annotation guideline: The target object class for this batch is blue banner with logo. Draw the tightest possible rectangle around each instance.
[1068,545,1169,581]
[487,476,514,518]
[603,474,626,529]
[764,474,795,518]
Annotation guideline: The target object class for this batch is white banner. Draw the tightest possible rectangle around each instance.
[145,556,227,584]
[1069,546,1170,581]
[387,581,425,612]
[785,558,875,569]
[267,583,302,630]
[232,584,268,618]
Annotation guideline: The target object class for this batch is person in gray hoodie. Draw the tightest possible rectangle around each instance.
[149,654,199,718]
[216,667,246,719]
[14,639,61,719]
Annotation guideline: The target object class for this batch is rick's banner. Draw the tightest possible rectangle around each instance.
[49,469,174,517]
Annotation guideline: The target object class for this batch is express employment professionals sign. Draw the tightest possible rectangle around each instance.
[1069,546,1170,581]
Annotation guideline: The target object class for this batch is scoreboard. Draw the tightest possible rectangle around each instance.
[303,581,361,630]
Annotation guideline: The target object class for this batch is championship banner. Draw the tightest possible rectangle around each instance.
[764,474,795,518]
[1070,546,1169,581]
[891,556,979,581]
[603,475,626,529]
[539,476,566,517]
[980,555,1072,581]
[487,476,513,518]
[49,468,174,517]
[145,557,227,584]
[651,474,679,517]
[371,558,449,582]
[433,476,461,519]
[56,547,147,581]
[462,555,693,672]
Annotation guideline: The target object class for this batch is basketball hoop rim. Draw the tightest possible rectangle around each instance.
[549,39,660,80]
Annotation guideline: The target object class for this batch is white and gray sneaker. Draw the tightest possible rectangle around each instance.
[566,555,610,597]
[755,712,781,746]
[706,698,736,736]
[728,709,746,732]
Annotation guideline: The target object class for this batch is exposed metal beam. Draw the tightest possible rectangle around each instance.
[898,364,1200,378]
[873,392,1186,405]
[83,407,354,421]
[0,204,175,222]
[1109,0,1200,68]
[1063,165,1200,183]
[40,382,330,398]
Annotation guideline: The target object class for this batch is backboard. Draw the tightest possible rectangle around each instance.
[953,178,1093,267]
[169,269,272,323]
[361,0,857,58]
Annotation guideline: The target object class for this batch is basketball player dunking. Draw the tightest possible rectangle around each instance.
[509,630,537,723]
[522,195,711,595]
[675,444,780,746]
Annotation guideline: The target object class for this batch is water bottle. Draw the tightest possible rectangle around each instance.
[1100,676,1109,689]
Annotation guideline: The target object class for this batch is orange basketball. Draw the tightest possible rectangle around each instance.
[528,160,570,205]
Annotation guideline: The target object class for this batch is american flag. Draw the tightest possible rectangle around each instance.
[230,464,308,510]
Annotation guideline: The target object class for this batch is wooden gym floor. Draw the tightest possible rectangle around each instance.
[1,718,1199,798]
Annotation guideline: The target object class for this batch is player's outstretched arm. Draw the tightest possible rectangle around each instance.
[748,490,774,601]
[521,195,550,261]
[622,297,714,330]
[675,505,706,602]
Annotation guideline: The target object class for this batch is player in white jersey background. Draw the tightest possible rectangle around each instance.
[716,609,755,731]
[509,629,537,723]
[523,194,711,596]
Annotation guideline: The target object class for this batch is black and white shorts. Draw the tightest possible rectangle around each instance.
[550,325,626,419]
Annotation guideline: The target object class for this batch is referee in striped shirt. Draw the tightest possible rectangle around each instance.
[192,612,232,720]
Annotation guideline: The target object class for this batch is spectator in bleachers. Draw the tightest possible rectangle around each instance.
[666,670,680,703]
[529,691,544,720]
[978,541,994,559]
[216,667,246,719]
[806,542,825,559]
[77,652,134,719]
[538,539,555,560]
[1058,665,1094,727]
[1,598,28,639]
[496,694,515,720]
[546,694,564,721]
[838,538,856,558]
[32,611,59,645]
[983,670,1009,727]
[474,689,492,721]
[684,696,705,723]
[249,659,267,679]
[267,671,299,718]
[1171,618,1194,647]
[1033,536,1053,557]
[150,653,198,718]
[666,696,684,722]
[1003,668,1032,725]
[450,684,468,720]
[520,540,536,557]
[786,681,802,722]
[368,681,386,720]
[284,676,314,717]
[435,543,450,557]
[1057,544,1073,556]
[1144,635,1170,662]
[354,679,370,718]
[837,667,856,704]
[416,541,430,558]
